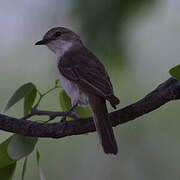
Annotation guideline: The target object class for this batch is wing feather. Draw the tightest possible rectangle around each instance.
[58,47,120,106]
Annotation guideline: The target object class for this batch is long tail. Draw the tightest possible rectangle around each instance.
[88,95,118,155]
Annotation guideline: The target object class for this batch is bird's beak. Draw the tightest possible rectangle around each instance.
[35,39,51,45]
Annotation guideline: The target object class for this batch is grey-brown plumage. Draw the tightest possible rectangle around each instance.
[58,46,119,154]
[35,27,120,154]
[58,47,119,107]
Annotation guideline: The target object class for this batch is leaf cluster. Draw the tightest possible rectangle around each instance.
[1,79,90,179]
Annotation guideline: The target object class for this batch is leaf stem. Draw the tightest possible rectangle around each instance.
[34,86,60,108]
[42,86,60,97]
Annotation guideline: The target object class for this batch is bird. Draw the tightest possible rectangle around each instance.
[35,27,120,154]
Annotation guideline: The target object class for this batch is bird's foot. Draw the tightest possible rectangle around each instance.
[60,105,80,122]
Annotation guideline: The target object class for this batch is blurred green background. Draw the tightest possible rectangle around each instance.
[0,0,180,179]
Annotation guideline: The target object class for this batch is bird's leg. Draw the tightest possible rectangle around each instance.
[61,104,80,122]
[67,104,77,114]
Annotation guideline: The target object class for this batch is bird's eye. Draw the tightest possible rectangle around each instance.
[54,32,61,37]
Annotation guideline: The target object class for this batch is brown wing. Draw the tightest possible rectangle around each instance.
[58,47,120,107]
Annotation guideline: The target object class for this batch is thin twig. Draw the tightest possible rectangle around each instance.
[22,108,80,120]
[34,85,60,108]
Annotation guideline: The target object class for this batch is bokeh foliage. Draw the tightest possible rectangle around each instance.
[72,0,156,62]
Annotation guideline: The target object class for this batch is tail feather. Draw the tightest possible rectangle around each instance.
[107,95,120,109]
[89,95,118,154]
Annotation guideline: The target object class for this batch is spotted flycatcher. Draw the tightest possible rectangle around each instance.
[35,27,120,154]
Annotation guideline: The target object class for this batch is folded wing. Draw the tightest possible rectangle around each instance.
[58,47,120,107]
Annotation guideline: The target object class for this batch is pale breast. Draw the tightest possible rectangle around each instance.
[58,73,89,107]
[54,42,89,107]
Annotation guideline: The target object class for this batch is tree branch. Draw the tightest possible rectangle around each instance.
[0,78,179,138]
[22,108,79,120]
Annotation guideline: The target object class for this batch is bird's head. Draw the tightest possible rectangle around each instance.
[35,27,81,54]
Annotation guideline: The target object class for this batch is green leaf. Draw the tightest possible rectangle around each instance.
[21,157,28,180]
[3,83,36,112]
[0,162,16,180]
[7,135,38,160]
[36,149,40,163]
[24,87,37,115]
[59,90,71,111]
[169,64,180,80]
[75,106,91,118]
[59,90,73,120]
[0,135,36,180]
[59,90,91,118]
[0,136,16,168]
[36,149,46,180]
[55,79,61,87]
